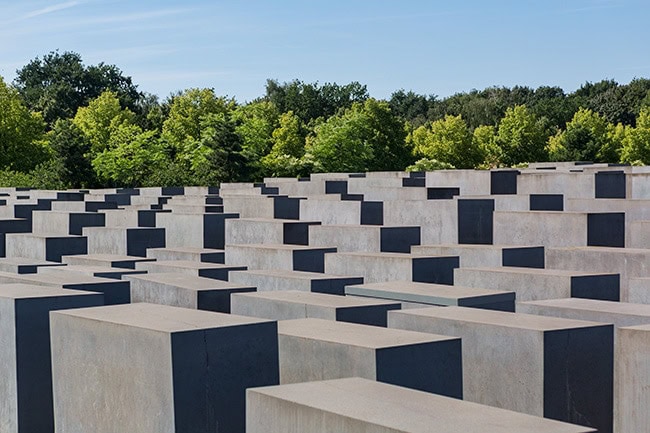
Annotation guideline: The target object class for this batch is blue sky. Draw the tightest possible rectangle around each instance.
[1,0,648,102]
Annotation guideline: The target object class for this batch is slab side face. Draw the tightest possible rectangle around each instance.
[615,326,650,433]
[50,313,175,433]
[0,298,17,433]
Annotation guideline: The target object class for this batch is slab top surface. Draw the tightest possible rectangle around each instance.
[52,302,271,332]
[456,266,615,277]
[19,271,120,285]
[0,257,63,266]
[249,377,594,433]
[278,318,455,348]
[0,283,99,299]
[521,298,650,316]
[413,244,543,251]
[234,269,358,280]
[127,272,251,290]
[392,306,608,331]
[139,260,238,270]
[226,243,336,251]
[65,254,153,261]
[235,290,399,308]
[148,247,224,254]
[347,281,514,300]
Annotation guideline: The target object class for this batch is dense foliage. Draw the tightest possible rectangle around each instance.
[2,50,650,188]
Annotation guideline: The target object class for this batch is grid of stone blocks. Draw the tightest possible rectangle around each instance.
[2,164,650,432]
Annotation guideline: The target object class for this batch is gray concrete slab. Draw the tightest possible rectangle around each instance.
[135,259,246,281]
[518,298,650,327]
[389,306,613,433]
[247,377,596,433]
[615,324,650,433]
[346,280,515,311]
[278,318,462,397]
[229,269,363,295]
[0,284,103,433]
[50,303,279,433]
[231,290,400,327]
[127,272,255,312]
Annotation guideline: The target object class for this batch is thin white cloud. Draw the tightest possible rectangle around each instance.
[21,1,82,20]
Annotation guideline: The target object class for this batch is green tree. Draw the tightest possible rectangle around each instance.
[621,108,650,163]
[92,124,166,187]
[547,108,619,162]
[72,90,136,154]
[412,115,482,169]
[306,99,409,173]
[14,51,141,125]
[260,111,309,177]
[161,88,235,169]
[473,125,500,167]
[496,105,548,165]
[47,119,95,188]
[0,77,50,171]
[232,100,280,179]
[265,79,368,124]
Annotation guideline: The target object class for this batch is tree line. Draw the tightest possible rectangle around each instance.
[2,51,650,188]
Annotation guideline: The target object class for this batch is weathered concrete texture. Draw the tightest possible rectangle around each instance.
[454,266,620,302]
[146,246,225,263]
[229,269,363,295]
[346,280,515,311]
[247,378,596,433]
[32,210,105,236]
[0,257,66,274]
[546,246,650,302]
[5,233,87,262]
[518,298,650,328]
[615,324,650,433]
[127,273,255,312]
[0,284,103,433]
[62,253,156,269]
[156,212,238,249]
[411,244,545,268]
[226,218,320,246]
[278,318,462,397]
[388,307,613,433]
[0,270,130,305]
[225,243,337,273]
[84,226,165,257]
[135,259,246,281]
[309,224,421,253]
[231,291,400,327]
[50,303,279,433]
[39,264,146,280]
[325,251,459,284]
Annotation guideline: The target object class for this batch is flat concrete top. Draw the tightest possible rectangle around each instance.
[0,257,64,266]
[52,302,271,333]
[346,281,514,304]
[226,243,336,251]
[550,246,650,255]
[234,291,399,308]
[311,224,419,230]
[457,266,615,277]
[148,247,224,254]
[331,251,451,260]
[520,298,650,316]
[64,254,152,262]
[620,323,650,332]
[249,378,594,433]
[412,244,543,251]
[19,271,121,286]
[40,265,144,275]
[11,232,85,239]
[126,273,252,290]
[392,306,607,332]
[278,318,455,348]
[0,283,99,299]
[231,217,318,224]
[138,260,237,270]
[234,269,360,281]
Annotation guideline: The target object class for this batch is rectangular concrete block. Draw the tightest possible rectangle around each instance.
[62,253,156,269]
[388,307,613,433]
[127,273,255,312]
[278,318,462,397]
[225,243,336,273]
[231,291,400,327]
[412,244,544,268]
[226,218,320,246]
[325,252,459,284]
[146,246,225,263]
[156,212,238,249]
[85,226,165,257]
[454,267,620,302]
[135,260,246,281]
[247,378,596,433]
[5,233,87,262]
[229,269,363,295]
[50,303,279,433]
[0,257,66,274]
[0,284,103,433]
[309,224,421,253]
[346,280,515,312]
[615,324,650,433]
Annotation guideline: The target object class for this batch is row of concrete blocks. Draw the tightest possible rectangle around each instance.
[7,281,650,433]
